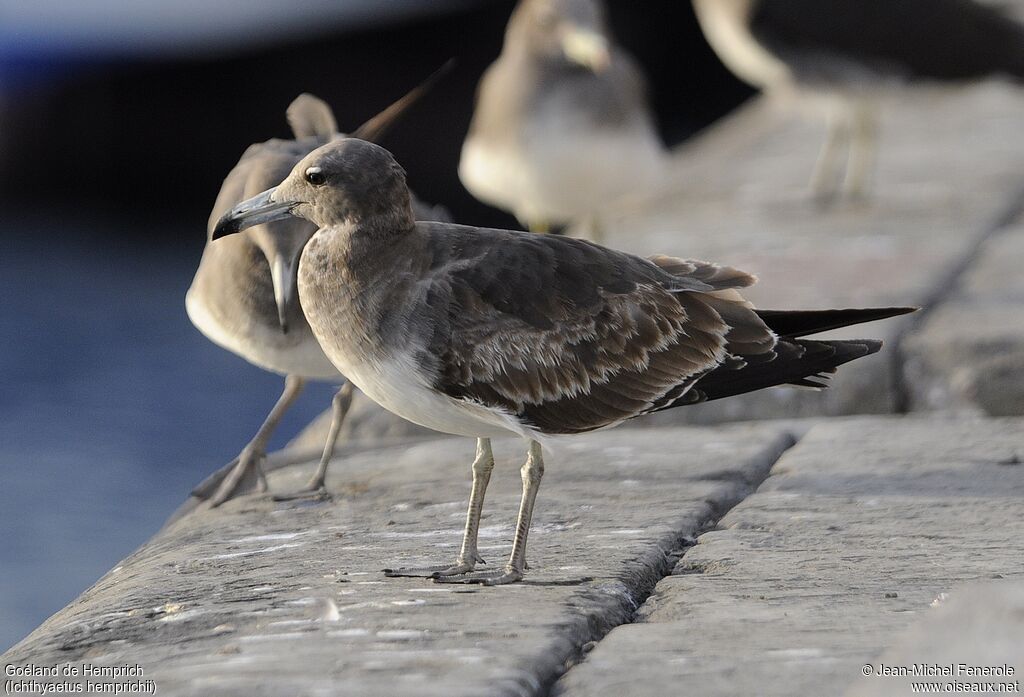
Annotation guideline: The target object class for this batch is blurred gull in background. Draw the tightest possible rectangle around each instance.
[187,85,449,507]
[692,0,1024,202]
[187,94,350,506]
[460,0,667,238]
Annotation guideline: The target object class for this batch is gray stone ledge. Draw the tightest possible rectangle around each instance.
[904,223,1024,416]
[552,416,1024,697]
[3,425,792,697]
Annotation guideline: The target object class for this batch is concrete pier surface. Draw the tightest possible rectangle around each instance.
[4,418,1021,696]
[552,417,1024,697]
[6,76,1024,693]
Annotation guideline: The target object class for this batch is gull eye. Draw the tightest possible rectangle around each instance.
[305,167,326,186]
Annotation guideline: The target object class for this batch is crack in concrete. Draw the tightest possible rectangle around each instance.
[536,430,801,697]
[890,184,1024,413]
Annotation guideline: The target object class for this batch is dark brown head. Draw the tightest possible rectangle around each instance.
[212,138,415,239]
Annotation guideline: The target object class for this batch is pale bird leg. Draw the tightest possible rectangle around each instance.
[528,220,551,234]
[843,99,879,201]
[810,103,852,205]
[383,438,495,578]
[435,440,544,585]
[583,213,606,244]
[209,374,306,507]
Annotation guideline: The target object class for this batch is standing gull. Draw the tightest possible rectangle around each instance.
[213,137,914,584]
[692,0,1024,200]
[460,0,666,236]
[188,87,448,506]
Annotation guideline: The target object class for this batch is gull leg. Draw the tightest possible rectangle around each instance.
[809,103,852,206]
[843,99,878,201]
[581,213,605,244]
[528,220,551,234]
[435,440,544,586]
[207,375,306,507]
[447,438,495,573]
[384,438,495,578]
[274,381,355,501]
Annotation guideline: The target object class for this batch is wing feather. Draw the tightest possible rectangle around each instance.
[425,232,773,433]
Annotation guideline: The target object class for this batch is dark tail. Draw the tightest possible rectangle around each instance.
[755,306,916,338]
[658,305,916,409]
[678,338,879,405]
[1008,45,1024,83]
[350,59,455,143]
[981,3,1024,82]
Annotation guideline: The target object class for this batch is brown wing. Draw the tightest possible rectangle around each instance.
[424,231,775,434]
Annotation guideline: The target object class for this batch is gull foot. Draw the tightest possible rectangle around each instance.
[383,559,482,579]
[208,448,268,507]
[432,567,523,586]
[272,486,331,503]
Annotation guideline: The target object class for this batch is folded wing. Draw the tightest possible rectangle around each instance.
[426,233,777,434]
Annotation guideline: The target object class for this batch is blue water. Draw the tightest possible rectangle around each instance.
[0,214,338,651]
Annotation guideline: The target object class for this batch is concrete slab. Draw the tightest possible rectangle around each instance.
[904,222,1024,416]
[3,424,792,697]
[846,580,1024,697]
[552,417,1024,697]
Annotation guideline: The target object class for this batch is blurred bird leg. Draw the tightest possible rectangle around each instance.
[384,438,494,578]
[528,220,552,233]
[274,381,355,501]
[209,374,306,507]
[844,99,879,200]
[810,103,853,204]
[581,213,606,243]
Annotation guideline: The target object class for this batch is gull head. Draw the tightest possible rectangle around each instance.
[508,0,611,73]
[213,138,415,240]
[208,150,318,333]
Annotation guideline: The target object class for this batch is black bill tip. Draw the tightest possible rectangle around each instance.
[211,188,297,240]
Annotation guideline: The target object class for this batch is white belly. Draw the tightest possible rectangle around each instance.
[322,344,533,440]
[460,127,665,225]
[186,287,340,380]
[459,138,528,215]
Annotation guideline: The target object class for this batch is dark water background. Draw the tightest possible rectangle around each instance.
[0,216,338,650]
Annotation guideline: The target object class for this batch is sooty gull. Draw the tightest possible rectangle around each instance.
[213,137,914,584]
[187,86,450,507]
[460,0,666,238]
[692,0,1024,201]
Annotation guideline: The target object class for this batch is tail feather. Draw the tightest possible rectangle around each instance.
[666,338,881,408]
[755,307,915,338]
[350,59,455,143]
